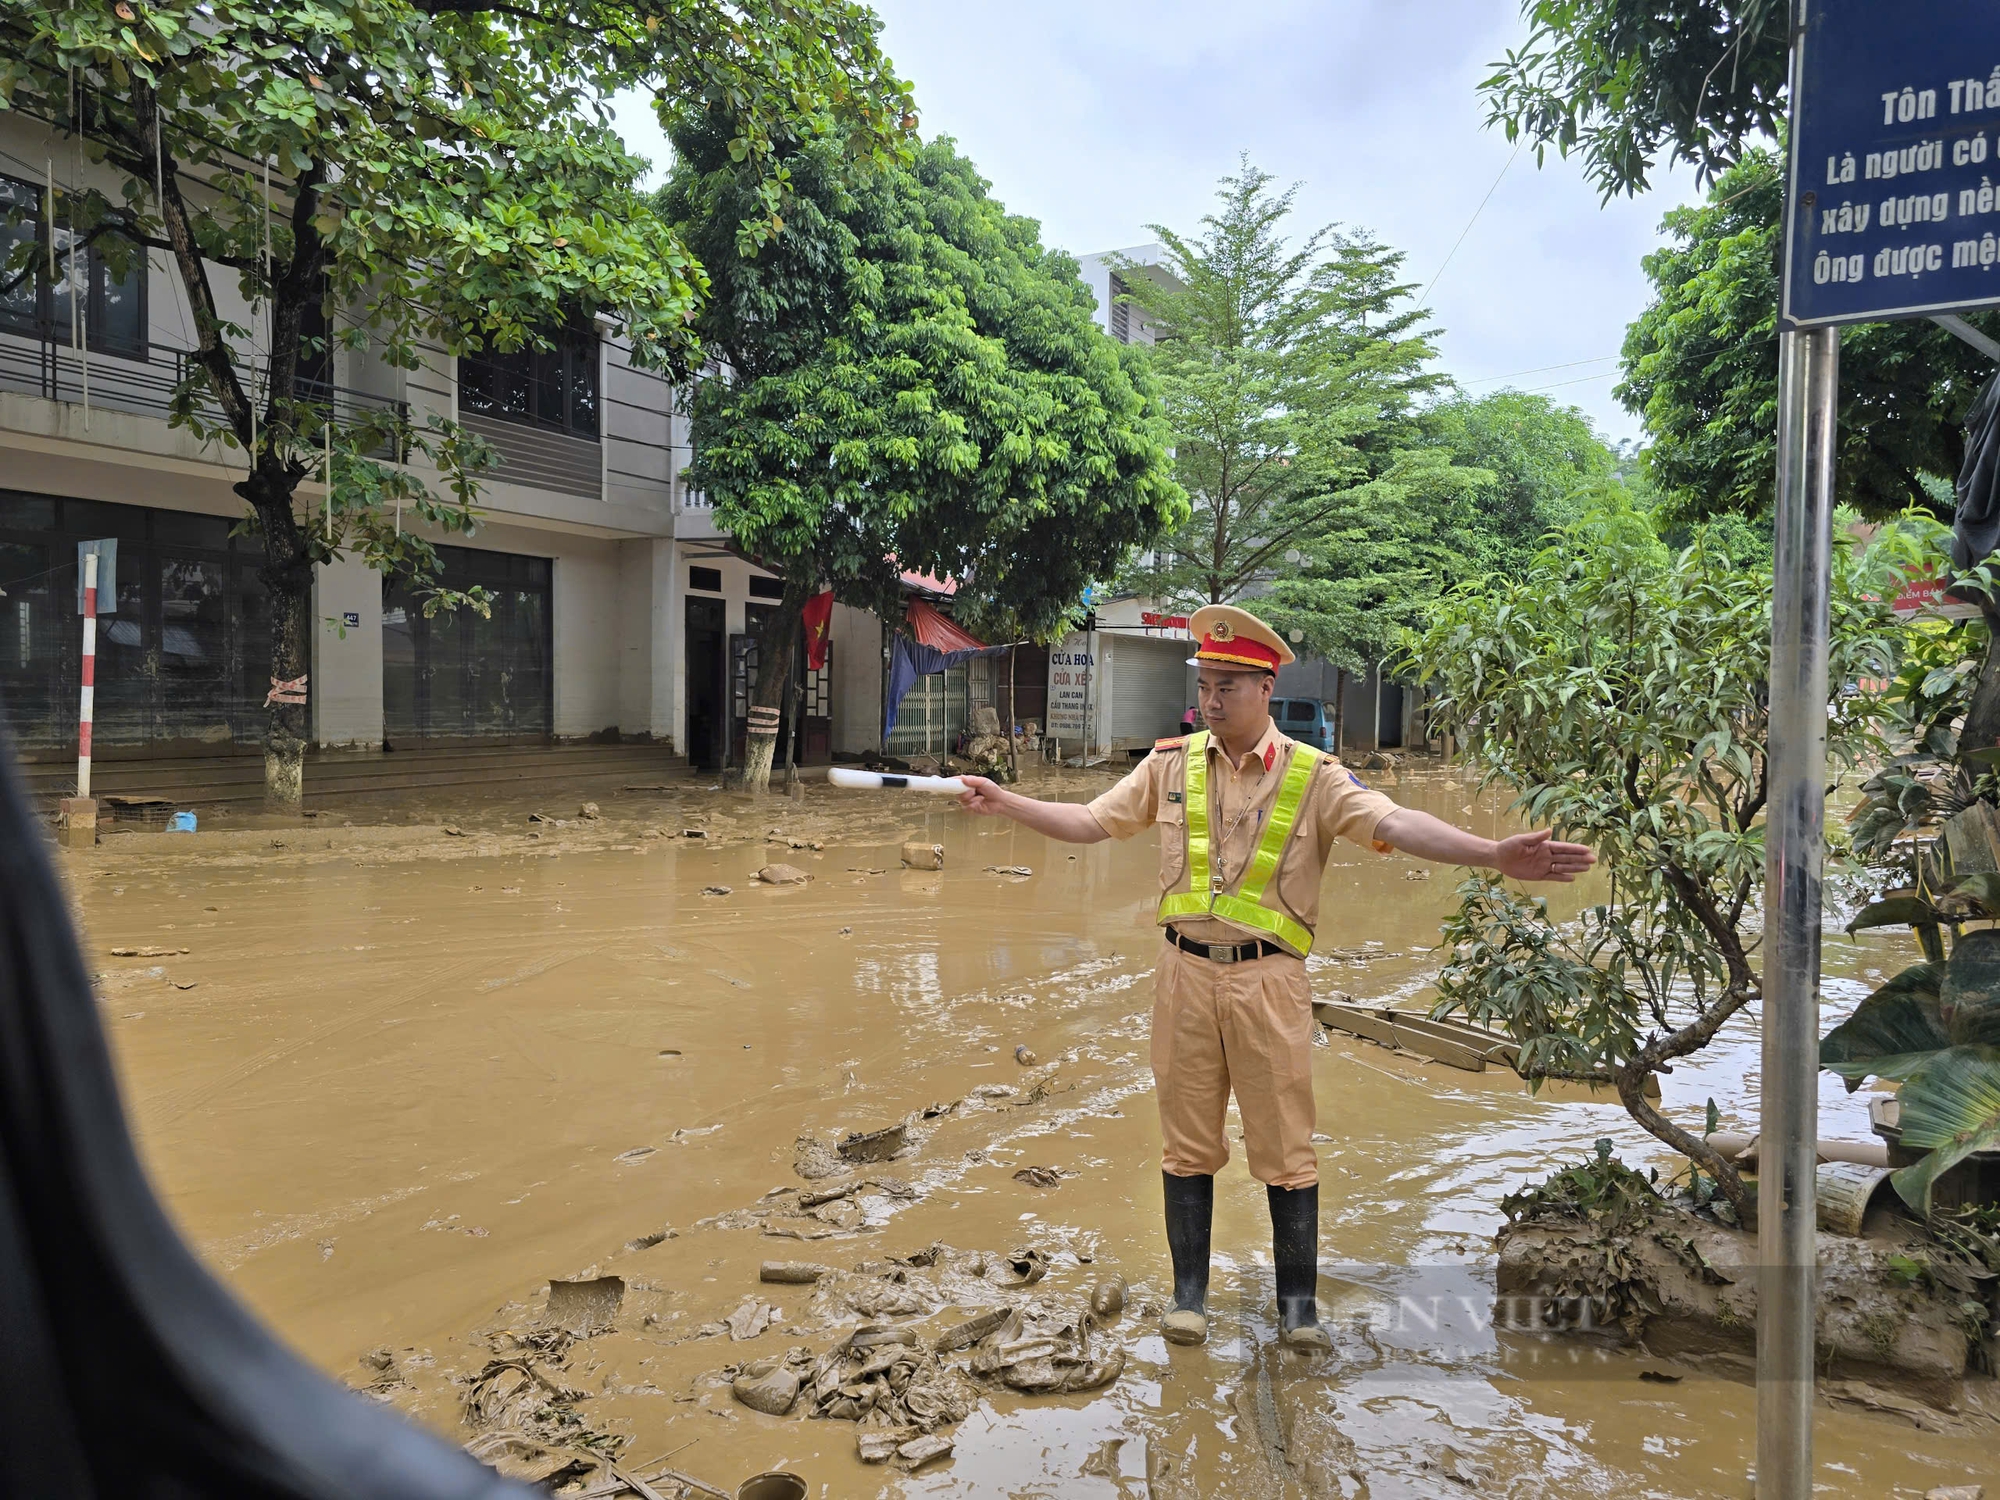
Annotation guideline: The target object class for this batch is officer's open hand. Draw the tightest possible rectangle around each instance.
[1494,828,1597,883]
[957,775,1008,816]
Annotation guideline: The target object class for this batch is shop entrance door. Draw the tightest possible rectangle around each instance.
[683,595,726,771]
[381,545,551,746]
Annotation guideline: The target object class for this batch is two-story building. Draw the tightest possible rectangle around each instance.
[0,112,842,792]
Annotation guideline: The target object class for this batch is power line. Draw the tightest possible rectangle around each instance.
[1418,140,1521,311]
[1463,354,1620,386]
[1517,370,1622,394]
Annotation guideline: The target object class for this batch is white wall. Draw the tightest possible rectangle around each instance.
[830,603,883,754]
[311,553,383,748]
[615,538,654,735]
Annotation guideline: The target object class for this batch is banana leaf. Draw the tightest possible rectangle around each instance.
[1940,870,2000,915]
[1846,896,1946,934]
[1819,962,1948,1088]
[1946,927,2000,1045]
[1822,1051,1943,1085]
[1889,1044,2000,1215]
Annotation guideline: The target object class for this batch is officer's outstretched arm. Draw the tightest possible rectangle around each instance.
[1374,809,1596,884]
[957,776,1111,844]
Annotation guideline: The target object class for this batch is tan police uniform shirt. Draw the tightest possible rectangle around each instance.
[1085,720,1402,952]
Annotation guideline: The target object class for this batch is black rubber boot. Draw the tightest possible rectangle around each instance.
[1268,1183,1331,1352]
[1161,1171,1213,1345]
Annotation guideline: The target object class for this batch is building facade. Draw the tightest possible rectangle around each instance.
[0,110,852,777]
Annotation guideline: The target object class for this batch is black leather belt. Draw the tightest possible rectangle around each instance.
[1166,926,1287,964]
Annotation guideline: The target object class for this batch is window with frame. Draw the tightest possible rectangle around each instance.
[1108,272,1130,343]
[0,174,148,359]
[457,319,599,439]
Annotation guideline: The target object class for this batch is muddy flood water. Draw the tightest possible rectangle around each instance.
[59,761,1995,1498]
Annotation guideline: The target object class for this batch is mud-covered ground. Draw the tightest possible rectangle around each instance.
[58,761,1996,1498]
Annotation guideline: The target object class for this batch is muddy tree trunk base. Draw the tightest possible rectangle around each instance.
[264,738,304,814]
[742,732,779,795]
[1497,1205,1985,1409]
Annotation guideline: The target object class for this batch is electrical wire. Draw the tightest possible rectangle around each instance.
[1463,354,1621,386]
[1418,140,1521,311]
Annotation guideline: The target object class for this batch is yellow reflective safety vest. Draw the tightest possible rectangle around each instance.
[1156,730,1321,955]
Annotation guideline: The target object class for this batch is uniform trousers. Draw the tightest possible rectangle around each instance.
[1150,933,1318,1189]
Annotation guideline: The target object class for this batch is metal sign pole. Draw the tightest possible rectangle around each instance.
[1760,324,1838,1500]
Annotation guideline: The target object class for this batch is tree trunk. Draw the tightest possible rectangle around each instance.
[743,576,811,793]
[1962,597,2000,757]
[1330,668,1345,754]
[1616,1061,1751,1225]
[245,472,315,814]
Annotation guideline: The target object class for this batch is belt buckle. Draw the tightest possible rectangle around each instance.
[1207,942,1236,964]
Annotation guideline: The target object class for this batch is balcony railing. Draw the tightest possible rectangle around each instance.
[0,331,409,456]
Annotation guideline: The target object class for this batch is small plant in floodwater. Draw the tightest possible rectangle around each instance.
[1404,493,1921,1223]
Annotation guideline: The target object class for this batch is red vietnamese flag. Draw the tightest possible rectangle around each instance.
[802,589,834,670]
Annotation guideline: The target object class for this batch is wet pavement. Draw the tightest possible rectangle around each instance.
[61,761,1996,1497]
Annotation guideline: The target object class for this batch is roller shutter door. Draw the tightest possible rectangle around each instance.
[1110,636,1191,745]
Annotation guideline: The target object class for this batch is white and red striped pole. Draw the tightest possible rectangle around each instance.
[78,548,96,799]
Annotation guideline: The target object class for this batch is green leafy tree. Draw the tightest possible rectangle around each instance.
[1403,493,1913,1220]
[1618,149,1998,523]
[1249,393,1615,720]
[1110,159,1448,610]
[662,117,1184,791]
[1480,0,1790,199]
[0,0,912,808]
[1247,450,1492,683]
[1417,391,1614,559]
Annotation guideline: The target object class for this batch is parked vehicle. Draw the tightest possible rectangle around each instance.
[1271,696,1337,752]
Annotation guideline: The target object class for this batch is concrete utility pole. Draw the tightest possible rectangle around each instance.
[1759,323,1838,1500]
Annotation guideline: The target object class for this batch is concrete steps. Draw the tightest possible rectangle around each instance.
[19,742,691,809]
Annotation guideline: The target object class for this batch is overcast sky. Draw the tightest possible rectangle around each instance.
[612,1,1706,447]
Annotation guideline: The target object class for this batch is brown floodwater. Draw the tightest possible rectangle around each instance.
[61,762,1993,1498]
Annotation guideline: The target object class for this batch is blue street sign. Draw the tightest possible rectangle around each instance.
[75,539,116,614]
[1783,0,2000,328]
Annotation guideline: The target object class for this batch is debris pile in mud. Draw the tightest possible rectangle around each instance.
[459,1326,623,1484]
[721,1242,1127,1468]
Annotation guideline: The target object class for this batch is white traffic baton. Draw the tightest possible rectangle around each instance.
[827,766,968,795]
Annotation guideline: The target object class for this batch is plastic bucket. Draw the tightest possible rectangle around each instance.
[736,1474,807,1500]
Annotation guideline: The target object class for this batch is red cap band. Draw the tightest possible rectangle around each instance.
[1194,633,1281,671]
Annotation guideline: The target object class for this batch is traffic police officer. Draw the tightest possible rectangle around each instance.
[957,604,1594,1352]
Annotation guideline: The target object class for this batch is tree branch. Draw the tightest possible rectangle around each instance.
[138,81,255,454]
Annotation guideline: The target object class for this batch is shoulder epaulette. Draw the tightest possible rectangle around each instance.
[1153,735,1189,751]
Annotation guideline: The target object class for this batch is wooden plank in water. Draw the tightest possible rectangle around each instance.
[1312,1002,1491,1072]
[1378,1013,1519,1067]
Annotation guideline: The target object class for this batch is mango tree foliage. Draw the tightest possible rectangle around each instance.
[1619,149,1997,523]
[0,0,912,807]
[663,115,1184,790]
[1109,159,1449,610]
[1250,393,1617,677]
[1403,495,1913,1218]
[1480,0,1790,199]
